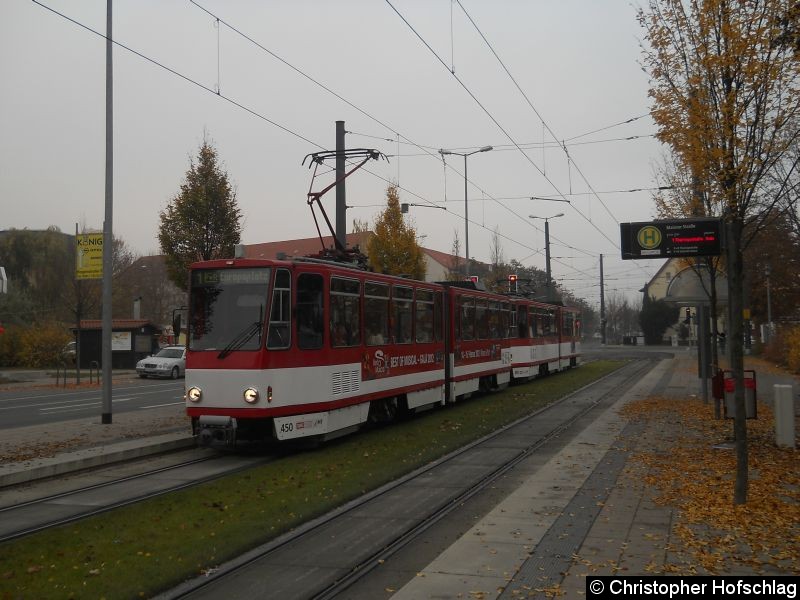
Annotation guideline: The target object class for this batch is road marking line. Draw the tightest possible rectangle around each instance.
[140,401,185,409]
[38,397,135,412]
[40,402,99,413]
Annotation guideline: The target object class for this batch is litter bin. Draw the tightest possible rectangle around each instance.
[723,370,757,419]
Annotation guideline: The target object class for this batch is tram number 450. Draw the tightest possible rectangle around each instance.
[278,417,324,435]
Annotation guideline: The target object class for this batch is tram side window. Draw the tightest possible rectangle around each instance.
[516,305,528,338]
[541,312,554,336]
[476,300,489,340]
[501,302,511,339]
[393,285,413,344]
[267,269,291,349]
[365,282,389,346]
[532,310,544,337]
[563,312,574,337]
[416,289,434,343]
[331,277,361,347]
[296,273,323,349]
[459,296,475,341]
[488,302,502,338]
[434,292,444,341]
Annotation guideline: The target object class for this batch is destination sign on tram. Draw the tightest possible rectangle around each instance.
[192,268,271,286]
[620,218,723,260]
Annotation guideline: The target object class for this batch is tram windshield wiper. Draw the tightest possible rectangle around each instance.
[217,321,263,360]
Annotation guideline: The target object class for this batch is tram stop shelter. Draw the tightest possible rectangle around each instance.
[663,265,729,405]
[71,319,162,369]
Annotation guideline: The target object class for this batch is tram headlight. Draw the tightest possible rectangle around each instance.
[187,386,202,403]
[243,387,259,404]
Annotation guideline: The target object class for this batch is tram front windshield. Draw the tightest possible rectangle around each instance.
[189,268,270,352]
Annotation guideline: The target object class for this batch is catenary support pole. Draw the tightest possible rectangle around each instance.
[335,121,346,250]
[101,0,113,424]
[463,154,469,277]
[599,253,606,345]
[545,218,552,301]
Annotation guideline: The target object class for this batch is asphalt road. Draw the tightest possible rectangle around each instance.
[0,378,186,429]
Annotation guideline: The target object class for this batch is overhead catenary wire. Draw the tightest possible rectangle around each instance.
[452,0,656,280]
[31,0,323,151]
[380,134,656,157]
[193,0,659,281]
[189,0,615,267]
[562,114,650,142]
[32,1,643,294]
[455,0,622,226]
[450,1,660,285]
[384,0,622,252]
[32,0,566,276]
[348,125,654,152]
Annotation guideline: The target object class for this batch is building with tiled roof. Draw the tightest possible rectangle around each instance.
[243,232,464,283]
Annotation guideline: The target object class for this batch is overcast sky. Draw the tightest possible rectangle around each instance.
[1,0,667,308]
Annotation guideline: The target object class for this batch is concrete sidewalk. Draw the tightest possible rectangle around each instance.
[0,401,194,488]
[0,368,138,388]
[390,351,798,599]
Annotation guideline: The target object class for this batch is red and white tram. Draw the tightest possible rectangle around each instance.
[184,257,580,445]
[507,299,581,381]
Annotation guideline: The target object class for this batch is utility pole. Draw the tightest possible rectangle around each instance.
[544,218,552,300]
[335,121,346,249]
[599,253,606,345]
[101,0,113,424]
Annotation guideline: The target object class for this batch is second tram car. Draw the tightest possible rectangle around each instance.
[184,257,580,446]
[507,299,581,381]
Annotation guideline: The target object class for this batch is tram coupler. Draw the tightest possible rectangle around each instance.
[196,415,237,447]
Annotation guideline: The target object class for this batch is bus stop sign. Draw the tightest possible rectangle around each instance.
[620,217,723,260]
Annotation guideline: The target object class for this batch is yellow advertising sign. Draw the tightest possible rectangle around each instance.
[76,233,103,279]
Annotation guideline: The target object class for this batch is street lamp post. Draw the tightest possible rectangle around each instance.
[400,203,447,214]
[439,146,493,276]
[529,213,564,301]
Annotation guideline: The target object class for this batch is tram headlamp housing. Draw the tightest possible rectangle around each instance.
[187,386,202,403]
[243,387,259,404]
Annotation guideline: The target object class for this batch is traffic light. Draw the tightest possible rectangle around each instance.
[684,307,691,325]
[508,274,518,292]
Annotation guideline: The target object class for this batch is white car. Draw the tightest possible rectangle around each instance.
[136,346,186,379]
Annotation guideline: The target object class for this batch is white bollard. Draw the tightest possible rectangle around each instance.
[774,385,796,449]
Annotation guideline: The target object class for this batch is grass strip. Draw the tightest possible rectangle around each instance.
[0,360,623,599]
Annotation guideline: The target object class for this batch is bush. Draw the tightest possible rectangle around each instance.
[762,324,800,374]
[0,325,24,367]
[3,323,71,368]
[786,325,800,374]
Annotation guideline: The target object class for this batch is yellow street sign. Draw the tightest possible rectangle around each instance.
[76,233,103,280]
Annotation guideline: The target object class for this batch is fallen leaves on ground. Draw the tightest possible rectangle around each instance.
[621,395,799,575]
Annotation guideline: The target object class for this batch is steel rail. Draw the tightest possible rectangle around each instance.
[0,452,273,543]
[169,359,653,600]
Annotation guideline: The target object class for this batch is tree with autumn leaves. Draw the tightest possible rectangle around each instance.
[639,0,800,504]
[158,138,242,291]
[366,185,427,280]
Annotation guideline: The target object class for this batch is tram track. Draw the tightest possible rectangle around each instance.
[0,451,274,543]
[166,358,657,600]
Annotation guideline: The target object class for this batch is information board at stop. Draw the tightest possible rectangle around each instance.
[620,218,723,260]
